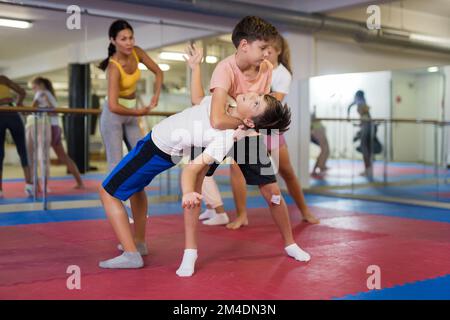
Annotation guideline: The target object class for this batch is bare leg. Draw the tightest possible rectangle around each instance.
[276,145,320,224]
[258,182,295,246]
[315,129,330,172]
[129,190,148,244]
[227,161,248,229]
[98,187,144,269]
[213,205,225,214]
[99,187,137,253]
[184,168,208,249]
[206,203,225,213]
[184,205,201,249]
[259,182,311,261]
[22,165,32,184]
[52,143,84,188]
[176,167,209,277]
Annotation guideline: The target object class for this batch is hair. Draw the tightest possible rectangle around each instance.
[98,19,134,71]
[272,34,292,75]
[355,90,365,98]
[32,77,55,98]
[252,95,291,133]
[231,16,279,48]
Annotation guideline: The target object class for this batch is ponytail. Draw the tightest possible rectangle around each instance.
[43,78,56,98]
[32,77,56,99]
[278,36,292,75]
[98,43,116,71]
[273,35,293,75]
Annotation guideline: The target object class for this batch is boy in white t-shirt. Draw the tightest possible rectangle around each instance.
[98,44,295,273]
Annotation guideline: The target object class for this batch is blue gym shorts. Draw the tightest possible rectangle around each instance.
[102,131,178,201]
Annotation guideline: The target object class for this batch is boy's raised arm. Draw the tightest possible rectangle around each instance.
[184,44,205,106]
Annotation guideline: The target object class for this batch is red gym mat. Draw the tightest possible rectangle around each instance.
[1,204,450,299]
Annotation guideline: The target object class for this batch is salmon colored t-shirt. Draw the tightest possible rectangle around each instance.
[209,54,273,98]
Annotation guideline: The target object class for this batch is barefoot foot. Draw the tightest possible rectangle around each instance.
[226,216,249,230]
[302,213,320,224]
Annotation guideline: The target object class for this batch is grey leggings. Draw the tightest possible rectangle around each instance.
[100,102,142,172]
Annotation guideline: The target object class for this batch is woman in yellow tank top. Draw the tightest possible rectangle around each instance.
[98,20,163,172]
[0,75,33,198]
[97,20,163,255]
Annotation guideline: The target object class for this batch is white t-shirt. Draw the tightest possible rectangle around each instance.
[152,96,235,163]
[27,90,59,126]
[271,64,292,98]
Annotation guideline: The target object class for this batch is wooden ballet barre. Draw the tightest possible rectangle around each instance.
[316,118,449,126]
[2,108,447,125]
[0,106,176,117]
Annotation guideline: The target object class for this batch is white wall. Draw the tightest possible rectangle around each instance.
[282,32,315,188]
[391,72,419,161]
[391,71,445,164]
[315,36,450,76]
[417,73,445,164]
[329,3,450,39]
[445,66,450,165]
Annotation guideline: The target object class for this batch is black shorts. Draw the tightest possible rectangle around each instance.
[191,135,276,186]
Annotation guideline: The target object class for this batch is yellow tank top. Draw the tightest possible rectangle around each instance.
[109,49,141,97]
[0,84,13,100]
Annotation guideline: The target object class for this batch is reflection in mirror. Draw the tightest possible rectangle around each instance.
[308,68,449,206]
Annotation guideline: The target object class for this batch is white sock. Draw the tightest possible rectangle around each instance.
[203,213,229,226]
[199,208,215,220]
[176,249,198,277]
[285,243,311,262]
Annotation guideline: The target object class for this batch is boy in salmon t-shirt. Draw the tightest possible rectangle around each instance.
[206,16,276,229]
[209,16,273,129]
[213,15,298,228]
[178,16,311,277]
